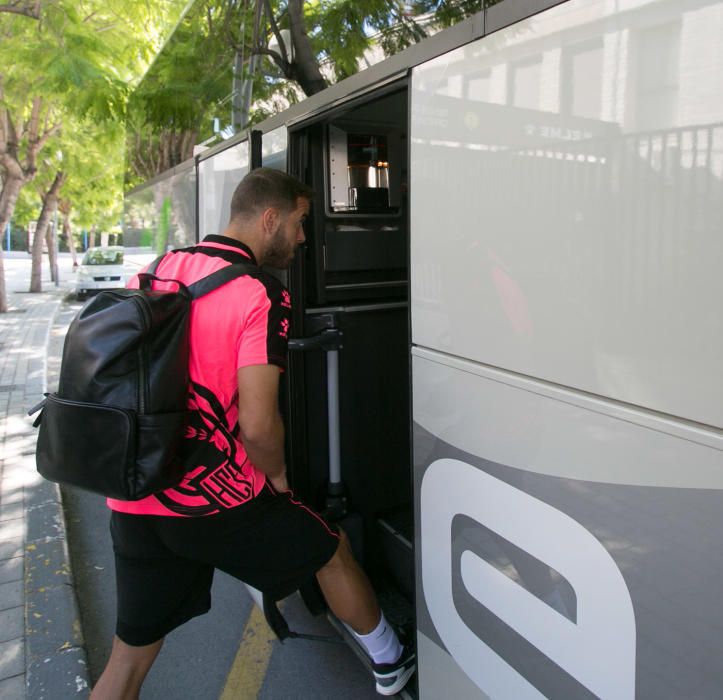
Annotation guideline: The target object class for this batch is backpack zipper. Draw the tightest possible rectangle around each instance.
[134,295,152,415]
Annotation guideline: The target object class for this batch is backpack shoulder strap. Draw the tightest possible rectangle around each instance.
[138,254,168,290]
[147,255,166,274]
[187,261,260,300]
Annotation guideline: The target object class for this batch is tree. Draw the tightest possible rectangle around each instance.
[58,198,77,265]
[18,115,125,292]
[126,1,236,185]
[57,118,126,257]
[0,0,188,311]
[231,0,486,99]
[29,169,65,291]
[0,90,62,308]
[126,0,485,185]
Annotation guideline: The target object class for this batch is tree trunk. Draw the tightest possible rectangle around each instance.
[0,2,42,19]
[287,0,328,96]
[239,52,261,129]
[62,209,77,267]
[180,129,197,163]
[0,95,60,305]
[236,0,264,130]
[30,170,65,293]
[232,48,245,134]
[0,174,25,312]
[160,131,171,172]
[0,237,6,314]
[29,218,45,293]
[45,207,58,284]
[0,173,24,235]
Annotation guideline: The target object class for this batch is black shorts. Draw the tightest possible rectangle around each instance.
[110,483,339,646]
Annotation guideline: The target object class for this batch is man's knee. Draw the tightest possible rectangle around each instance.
[319,528,354,573]
[110,635,164,667]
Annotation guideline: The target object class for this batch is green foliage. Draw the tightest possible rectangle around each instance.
[414,0,484,27]
[12,187,38,228]
[12,115,125,232]
[1,1,185,122]
[59,118,126,231]
[0,0,188,233]
[130,0,484,128]
[305,1,378,80]
[130,2,237,133]
[124,1,249,182]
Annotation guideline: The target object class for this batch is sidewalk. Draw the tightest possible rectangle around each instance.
[0,282,89,699]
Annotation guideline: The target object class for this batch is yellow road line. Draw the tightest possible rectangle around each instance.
[220,605,276,700]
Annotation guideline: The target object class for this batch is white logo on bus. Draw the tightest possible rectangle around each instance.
[421,458,635,699]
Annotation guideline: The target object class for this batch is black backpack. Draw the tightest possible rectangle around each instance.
[31,255,257,500]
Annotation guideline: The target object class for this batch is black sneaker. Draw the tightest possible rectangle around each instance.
[372,643,416,696]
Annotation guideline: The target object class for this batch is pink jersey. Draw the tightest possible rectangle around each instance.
[107,236,292,517]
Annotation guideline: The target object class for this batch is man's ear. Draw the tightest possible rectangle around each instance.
[261,207,280,237]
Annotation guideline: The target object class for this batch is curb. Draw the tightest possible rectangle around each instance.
[25,478,89,699]
[24,292,91,698]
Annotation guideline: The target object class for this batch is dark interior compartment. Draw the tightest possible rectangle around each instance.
[283,87,415,606]
[324,226,405,273]
[378,507,414,599]
[301,304,410,570]
[291,90,408,307]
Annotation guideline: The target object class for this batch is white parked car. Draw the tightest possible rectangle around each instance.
[75,246,126,299]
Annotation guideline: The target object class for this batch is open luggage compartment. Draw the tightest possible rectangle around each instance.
[284,86,416,653]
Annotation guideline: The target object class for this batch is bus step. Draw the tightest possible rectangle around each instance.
[377,508,414,600]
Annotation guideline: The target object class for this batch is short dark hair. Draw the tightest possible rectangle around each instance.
[229,167,314,222]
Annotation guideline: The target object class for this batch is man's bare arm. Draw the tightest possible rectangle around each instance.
[237,364,289,492]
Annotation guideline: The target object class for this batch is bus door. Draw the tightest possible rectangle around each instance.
[410,1,723,699]
[263,93,418,688]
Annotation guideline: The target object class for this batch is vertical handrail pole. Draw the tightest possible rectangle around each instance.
[326,348,341,486]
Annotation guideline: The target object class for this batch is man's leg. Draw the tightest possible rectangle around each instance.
[315,530,415,696]
[90,635,164,700]
[315,528,380,633]
[103,511,215,699]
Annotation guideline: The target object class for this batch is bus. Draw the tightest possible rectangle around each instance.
[124,0,723,697]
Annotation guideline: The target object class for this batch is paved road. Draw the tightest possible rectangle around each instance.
[32,254,383,699]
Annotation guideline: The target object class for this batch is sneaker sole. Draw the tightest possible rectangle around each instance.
[375,664,416,696]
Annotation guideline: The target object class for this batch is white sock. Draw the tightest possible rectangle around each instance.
[351,612,403,665]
